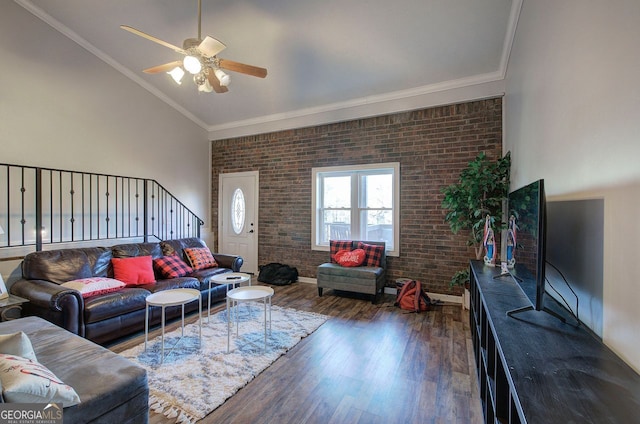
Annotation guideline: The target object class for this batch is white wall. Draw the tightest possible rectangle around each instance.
[504,0,640,371]
[0,3,212,283]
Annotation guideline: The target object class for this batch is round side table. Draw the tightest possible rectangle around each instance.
[208,272,251,321]
[226,286,274,353]
[145,288,201,363]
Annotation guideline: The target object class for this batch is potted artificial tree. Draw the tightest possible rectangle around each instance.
[441,151,511,307]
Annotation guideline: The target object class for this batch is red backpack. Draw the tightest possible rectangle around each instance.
[395,280,431,312]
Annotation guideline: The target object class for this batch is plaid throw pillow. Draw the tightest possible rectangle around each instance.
[357,242,385,267]
[153,255,193,279]
[184,247,218,270]
[330,240,353,263]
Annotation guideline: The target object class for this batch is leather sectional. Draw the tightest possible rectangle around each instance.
[10,237,243,345]
[0,316,149,423]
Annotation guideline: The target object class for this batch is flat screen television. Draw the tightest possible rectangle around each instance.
[506,179,548,316]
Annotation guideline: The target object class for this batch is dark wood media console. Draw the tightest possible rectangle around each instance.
[469,260,640,423]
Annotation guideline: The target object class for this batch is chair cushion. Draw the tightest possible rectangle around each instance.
[83,288,150,323]
[21,247,112,284]
[317,263,383,280]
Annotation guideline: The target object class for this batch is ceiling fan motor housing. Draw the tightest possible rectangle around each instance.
[183,38,201,50]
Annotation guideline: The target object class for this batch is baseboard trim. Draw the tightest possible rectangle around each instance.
[298,277,462,304]
[297,276,317,285]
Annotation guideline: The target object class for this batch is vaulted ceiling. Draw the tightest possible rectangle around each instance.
[17,0,518,133]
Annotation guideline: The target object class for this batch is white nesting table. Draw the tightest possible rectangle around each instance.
[145,288,201,363]
[226,286,274,353]
[208,272,251,321]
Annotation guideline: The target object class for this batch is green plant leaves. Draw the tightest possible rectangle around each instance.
[441,151,511,286]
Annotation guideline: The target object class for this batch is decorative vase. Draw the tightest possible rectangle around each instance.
[483,215,496,266]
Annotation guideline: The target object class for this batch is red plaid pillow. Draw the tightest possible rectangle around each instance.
[184,247,218,270]
[153,255,193,279]
[357,242,385,267]
[330,240,353,263]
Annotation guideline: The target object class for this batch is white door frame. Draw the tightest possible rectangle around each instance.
[218,171,259,274]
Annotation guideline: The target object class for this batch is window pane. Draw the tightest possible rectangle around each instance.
[323,176,351,208]
[363,174,392,208]
[322,210,351,242]
[313,163,398,254]
[361,210,393,248]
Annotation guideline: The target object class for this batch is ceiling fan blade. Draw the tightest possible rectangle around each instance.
[198,36,226,57]
[143,61,183,74]
[120,25,186,54]
[207,70,229,93]
[219,59,268,78]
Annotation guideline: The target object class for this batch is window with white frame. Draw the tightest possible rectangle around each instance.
[312,162,399,256]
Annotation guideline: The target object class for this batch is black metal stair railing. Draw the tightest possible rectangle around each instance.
[0,163,203,251]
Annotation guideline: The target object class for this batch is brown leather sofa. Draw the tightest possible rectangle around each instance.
[10,238,243,345]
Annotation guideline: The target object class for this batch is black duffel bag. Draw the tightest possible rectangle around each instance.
[257,263,298,286]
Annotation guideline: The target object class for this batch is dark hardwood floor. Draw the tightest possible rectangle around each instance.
[110,283,482,424]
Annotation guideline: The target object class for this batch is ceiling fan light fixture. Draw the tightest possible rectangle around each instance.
[213,68,231,87]
[193,72,207,86]
[167,66,185,84]
[198,78,213,93]
[183,55,202,74]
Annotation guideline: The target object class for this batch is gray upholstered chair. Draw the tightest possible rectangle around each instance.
[316,240,386,303]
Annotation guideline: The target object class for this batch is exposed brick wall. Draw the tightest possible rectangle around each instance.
[211,98,503,295]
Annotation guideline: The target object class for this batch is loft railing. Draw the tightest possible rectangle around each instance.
[0,163,203,251]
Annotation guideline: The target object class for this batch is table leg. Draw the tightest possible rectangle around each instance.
[145,303,149,351]
[268,295,272,334]
[181,303,185,338]
[263,296,267,352]
[161,305,166,363]
[227,296,231,353]
[208,280,212,323]
[236,299,240,337]
[198,296,202,346]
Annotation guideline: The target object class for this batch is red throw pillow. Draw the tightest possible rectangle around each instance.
[334,248,366,267]
[111,256,156,286]
[184,247,218,270]
[153,255,193,279]
[329,240,353,263]
[357,242,385,267]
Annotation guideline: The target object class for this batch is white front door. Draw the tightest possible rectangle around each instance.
[219,171,259,275]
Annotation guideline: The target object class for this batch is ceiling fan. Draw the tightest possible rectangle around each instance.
[120,0,267,93]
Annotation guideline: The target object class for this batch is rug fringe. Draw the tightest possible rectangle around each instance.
[150,394,196,424]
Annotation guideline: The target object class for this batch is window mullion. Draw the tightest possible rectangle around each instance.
[351,173,360,239]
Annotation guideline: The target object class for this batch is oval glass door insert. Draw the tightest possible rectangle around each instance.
[231,188,246,234]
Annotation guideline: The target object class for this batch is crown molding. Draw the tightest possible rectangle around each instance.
[16,0,523,136]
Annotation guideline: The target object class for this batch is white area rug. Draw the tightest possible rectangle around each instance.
[119,303,328,423]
